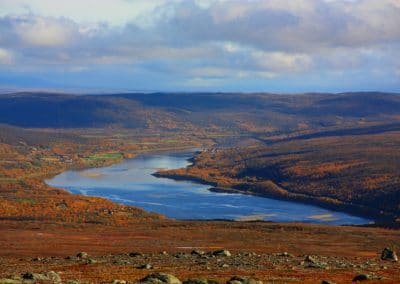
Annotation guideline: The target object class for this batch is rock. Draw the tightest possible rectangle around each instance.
[137,264,153,269]
[56,201,68,209]
[0,279,22,284]
[140,273,182,284]
[183,279,219,284]
[44,271,62,284]
[321,281,335,284]
[352,274,372,282]
[304,255,318,264]
[22,271,61,283]
[174,253,189,259]
[303,255,327,269]
[352,274,382,282]
[22,272,36,280]
[76,252,89,259]
[213,250,231,257]
[111,280,127,284]
[129,252,143,257]
[226,276,262,284]
[86,258,97,264]
[276,252,293,257]
[191,250,206,256]
[381,248,398,262]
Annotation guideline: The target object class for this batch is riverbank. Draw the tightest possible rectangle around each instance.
[1,131,399,282]
[155,170,396,226]
[48,150,370,225]
[154,149,399,228]
[153,131,400,227]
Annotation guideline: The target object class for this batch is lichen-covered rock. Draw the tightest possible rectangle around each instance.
[213,250,231,257]
[352,274,372,282]
[22,271,61,283]
[76,252,89,259]
[0,279,22,284]
[183,279,219,284]
[226,276,262,284]
[110,280,127,284]
[191,250,206,256]
[381,248,398,262]
[140,273,181,284]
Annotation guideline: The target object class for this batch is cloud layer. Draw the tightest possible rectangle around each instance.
[0,0,399,92]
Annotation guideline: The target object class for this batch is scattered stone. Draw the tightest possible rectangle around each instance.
[45,271,62,284]
[303,255,327,269]
[140,273,182,284]
[221,264,229,268]
[129,252,143,257]
[183,279,219,284]
[276,252,293,257]
[111,280,127,284]
[213,250,231,257]
[56,201,68,209]
[76,252,89,259]
[137,263,153,269]
[226,276,262,284]
[0,279,22,284]
[352,274,372,282]
[381,248,398,262]
[22,271,61,283]
[191,250,206,256]
[174,253,189,259]
[304,255,318,264]
[86,258,97,264]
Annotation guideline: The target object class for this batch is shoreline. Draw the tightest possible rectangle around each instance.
[153,170,398,228]
[48,147,388,227]
[41,143,397,228]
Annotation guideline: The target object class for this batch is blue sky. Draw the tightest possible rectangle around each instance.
[0,0,399,93]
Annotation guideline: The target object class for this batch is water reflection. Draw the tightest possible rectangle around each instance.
[46,151,371,225]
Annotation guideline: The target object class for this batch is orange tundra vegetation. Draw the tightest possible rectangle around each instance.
[157,131,400,223]
[1,92,400,282]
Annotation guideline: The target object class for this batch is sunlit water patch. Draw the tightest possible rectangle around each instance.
[46,151,372,225]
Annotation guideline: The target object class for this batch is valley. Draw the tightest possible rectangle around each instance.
[0,92,399,283]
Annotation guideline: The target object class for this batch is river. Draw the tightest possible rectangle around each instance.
[46,151,371,225]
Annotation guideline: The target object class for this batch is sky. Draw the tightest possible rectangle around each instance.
[0,0,399,93]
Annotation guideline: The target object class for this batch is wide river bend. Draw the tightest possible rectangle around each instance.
[46,151,371,225]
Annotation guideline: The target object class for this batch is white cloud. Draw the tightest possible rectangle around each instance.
[0,0,166,27]
[0,48,13,64]
[0,0,399,91]
[252,51,313,73]
[14,16,76,47]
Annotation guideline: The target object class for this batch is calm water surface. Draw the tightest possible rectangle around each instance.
[46,151,371,225]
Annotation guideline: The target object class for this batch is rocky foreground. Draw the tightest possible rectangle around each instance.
[0,241,398,283]
[0,213,399,284]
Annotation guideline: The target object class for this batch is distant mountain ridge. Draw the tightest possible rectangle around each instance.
[0,92,399,133]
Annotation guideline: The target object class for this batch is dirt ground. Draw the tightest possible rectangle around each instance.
[0,220,399,283]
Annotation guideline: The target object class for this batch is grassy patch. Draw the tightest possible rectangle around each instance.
[14,197,37,205]
[87,152,123,161]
